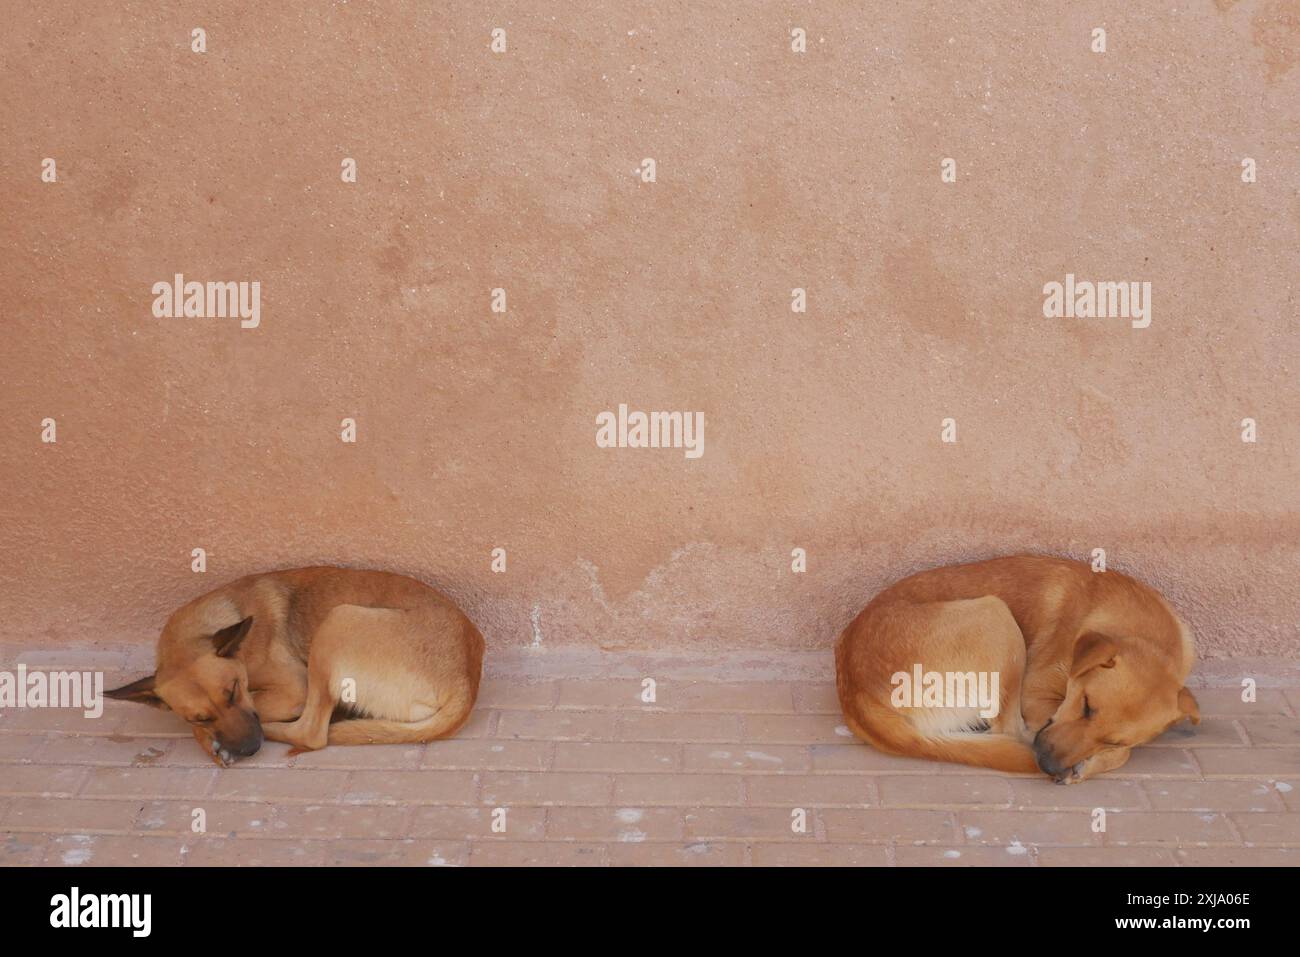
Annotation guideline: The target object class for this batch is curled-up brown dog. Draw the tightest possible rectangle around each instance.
[107,566,484,766]
[835,555,1199,783]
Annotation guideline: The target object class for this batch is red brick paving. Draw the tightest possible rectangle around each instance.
[1,647,1296,866]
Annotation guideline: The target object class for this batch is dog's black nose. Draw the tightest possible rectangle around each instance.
[1034,746,1063,777]
[226,728,263,757]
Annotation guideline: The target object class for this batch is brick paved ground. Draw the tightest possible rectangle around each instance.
[1,645,1297,866]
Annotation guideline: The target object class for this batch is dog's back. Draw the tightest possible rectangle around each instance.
[835,555,1195,780]
[131,566,485,762]
[853,555,1187,665]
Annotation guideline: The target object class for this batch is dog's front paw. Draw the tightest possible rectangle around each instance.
[201,736,234,768]
[1053,762,1085,785]
[1055,747,1131,784]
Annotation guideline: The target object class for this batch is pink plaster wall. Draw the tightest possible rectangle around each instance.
[2,2,1298,659]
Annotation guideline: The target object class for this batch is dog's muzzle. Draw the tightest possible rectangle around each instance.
[1032,719,1061,775]
[218,725,263,758]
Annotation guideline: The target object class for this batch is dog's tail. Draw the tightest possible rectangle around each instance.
[897,730,1040,774]
[326,687,475,747]
[844,693,1040,775]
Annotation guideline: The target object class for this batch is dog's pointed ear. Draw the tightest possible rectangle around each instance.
[212,616,254,658]
[105,674,169,710]
[1070,631,1118,678]
[1177,687,1201,726]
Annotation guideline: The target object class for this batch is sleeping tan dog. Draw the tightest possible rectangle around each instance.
[835,555,1199,783]
[106,567,484,766]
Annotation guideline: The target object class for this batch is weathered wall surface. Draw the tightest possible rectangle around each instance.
[2,2,1297,658]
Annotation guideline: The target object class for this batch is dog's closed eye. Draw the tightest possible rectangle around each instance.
[1082,696,1095,719]
[227,681,239,705]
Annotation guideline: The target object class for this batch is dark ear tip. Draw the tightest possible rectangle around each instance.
[105,674,158,699]
[105,674,170,709]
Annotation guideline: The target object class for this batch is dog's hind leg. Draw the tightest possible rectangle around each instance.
[839,595,1040,774]
[322,603,479,746]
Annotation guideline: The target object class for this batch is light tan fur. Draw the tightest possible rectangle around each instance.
[835,555,1199,783]
[106,567,484,766]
